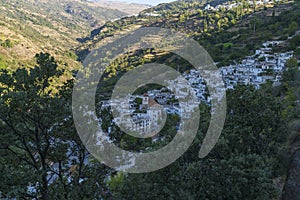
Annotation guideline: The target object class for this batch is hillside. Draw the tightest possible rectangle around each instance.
[1,0,300,199]
[73,1,300,199]
[73,0,300,98]
[0,0,148,71]
[90,0,151,14]
[77,0,299,65]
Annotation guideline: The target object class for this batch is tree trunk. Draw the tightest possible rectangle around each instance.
[41,173,48,200]
[281,126,300,200]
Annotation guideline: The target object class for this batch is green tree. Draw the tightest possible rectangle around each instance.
[286,57,298,69]
[288,21,298,36]
[0,53,70,199]
[0,39,13,48]
[0,53,109,199]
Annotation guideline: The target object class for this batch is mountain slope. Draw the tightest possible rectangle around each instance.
[0,0,147,70]
[77,0,299,64]
[89,0,151,14]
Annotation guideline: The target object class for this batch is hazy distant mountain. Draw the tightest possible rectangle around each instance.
[88,0,151,14]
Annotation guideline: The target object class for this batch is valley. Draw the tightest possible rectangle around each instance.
[0,0,299,199]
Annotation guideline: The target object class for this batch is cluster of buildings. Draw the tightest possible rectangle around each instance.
[100,40,295,135]
[118,94,164,135]
[204,0,275,11]
[101,86,199,135]
[102,94,165,135]
[220,41,293,89]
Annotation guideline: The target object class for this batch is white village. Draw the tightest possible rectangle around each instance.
[204,0,278,11]
[100,40,296,135]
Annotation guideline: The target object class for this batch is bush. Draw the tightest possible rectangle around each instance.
[0,55,7,69]
[279,35,288,40]
[0,39,13,48]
